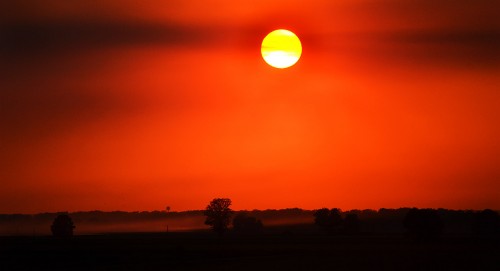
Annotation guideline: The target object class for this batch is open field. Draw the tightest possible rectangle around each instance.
[1,230,498,270]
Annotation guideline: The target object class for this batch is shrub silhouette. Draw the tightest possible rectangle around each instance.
[204,198,233,235]
[473,209,500,235]
[313,208,343,232]
[51,214,75,237]
[233,212,263,234]
[343,213,360,234]
[403,208,442,240]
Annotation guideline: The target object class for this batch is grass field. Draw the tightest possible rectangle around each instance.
[1,230,499,270]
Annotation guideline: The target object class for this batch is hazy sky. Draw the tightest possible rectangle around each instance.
[1,0,499,213]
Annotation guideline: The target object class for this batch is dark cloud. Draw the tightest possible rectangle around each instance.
[379,29,500,67]
[322,0,500,66]
[0,19,211,143]
[0,20,217,57]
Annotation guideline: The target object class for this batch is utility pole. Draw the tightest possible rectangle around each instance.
[166,206,171,233]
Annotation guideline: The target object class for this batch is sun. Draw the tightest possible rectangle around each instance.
[261,29,302,69]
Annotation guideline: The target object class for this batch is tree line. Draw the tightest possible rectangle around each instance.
[202,198,499,240]
[2,199,498,238]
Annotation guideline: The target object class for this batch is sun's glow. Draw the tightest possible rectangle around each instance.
[261,29,302,69]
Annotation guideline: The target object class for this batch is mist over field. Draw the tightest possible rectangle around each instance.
[1,208,494,236]
[0,209,313,235]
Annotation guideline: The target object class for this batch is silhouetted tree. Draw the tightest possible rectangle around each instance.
[313,208,343,232]
[204,198,233,235]
[473,209,500,235]
[51,214,75,238]
[343,213,360,234]
[403,208,442,240]
[233,212,263,234]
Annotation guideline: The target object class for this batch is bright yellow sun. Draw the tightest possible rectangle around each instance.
[261,29,302,69]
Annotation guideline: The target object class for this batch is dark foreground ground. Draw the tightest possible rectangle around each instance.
[1,230,499,271]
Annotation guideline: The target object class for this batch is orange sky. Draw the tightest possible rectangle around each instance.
[1,0,499,213]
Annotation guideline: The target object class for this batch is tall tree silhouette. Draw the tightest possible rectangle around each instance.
[204,198,233,235]
[313,208,343,232]
[51,214,75,237]
[403,208,442,240]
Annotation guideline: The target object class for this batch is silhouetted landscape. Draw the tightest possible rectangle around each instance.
[1,204,499,270]
[2,0,500,270]
[2,207,499,236]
